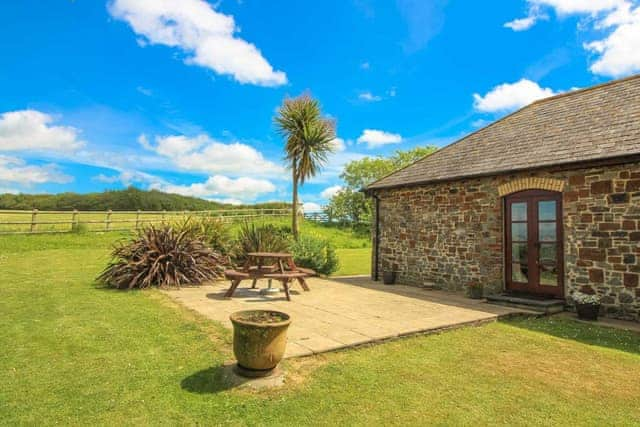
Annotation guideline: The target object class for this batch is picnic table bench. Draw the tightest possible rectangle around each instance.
[223,252,315,300]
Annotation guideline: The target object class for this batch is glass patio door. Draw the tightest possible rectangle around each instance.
[505,190,563,298]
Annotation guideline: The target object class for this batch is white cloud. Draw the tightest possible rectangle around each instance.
[0,187,19,194]
[471,119,491,128]
[320,185,343,199]
[530,0,624,15]
[152,175,276,201]
[142,133,284,177]
[0,110,85,152]
[93,170,164,187]
[473,79,557,113]
[330,137,346,152]
[504,15,541,31]
[585,4,640,77]
[209,197,243,205]
[0,155,73,185]
[506,1,640,77]
[302,202,323,212]
[358,91,382,102]
[308,150,367,184]
[356,129,403,148]
[136,86,153,96]
[108,0,287,87]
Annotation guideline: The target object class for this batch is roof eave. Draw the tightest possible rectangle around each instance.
[365,153,640,193]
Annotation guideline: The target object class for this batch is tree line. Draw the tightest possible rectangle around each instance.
[0,187,290,211]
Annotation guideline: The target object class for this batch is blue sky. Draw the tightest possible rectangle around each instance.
[1,0,639,209]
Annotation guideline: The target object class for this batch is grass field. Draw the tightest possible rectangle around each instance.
[1,232,639,425]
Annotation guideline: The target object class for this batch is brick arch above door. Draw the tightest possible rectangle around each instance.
[498,177,565,197]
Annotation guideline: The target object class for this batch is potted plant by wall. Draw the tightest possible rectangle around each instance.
[230,310,291,377]
[467,282,484,299]
[573,292,601,321]
[382,262,398,285]
[382,270,397,285]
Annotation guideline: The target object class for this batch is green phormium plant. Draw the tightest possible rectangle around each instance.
[236,222,290,258]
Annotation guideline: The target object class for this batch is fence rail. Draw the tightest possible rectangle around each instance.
[303,212,329,222]
[0,208,294,235]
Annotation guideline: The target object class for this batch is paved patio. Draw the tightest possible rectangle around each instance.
[163,276,537,358]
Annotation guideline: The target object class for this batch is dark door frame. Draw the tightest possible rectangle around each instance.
[504,190,564,298]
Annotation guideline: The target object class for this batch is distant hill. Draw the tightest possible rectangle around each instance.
[0,187,290,211]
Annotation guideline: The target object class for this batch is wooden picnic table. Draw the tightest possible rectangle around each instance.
[223,252,313,300]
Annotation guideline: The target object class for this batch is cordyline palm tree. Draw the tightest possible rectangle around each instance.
[275,93,336,239]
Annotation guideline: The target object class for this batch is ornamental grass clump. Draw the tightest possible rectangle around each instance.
[98,225,225,289]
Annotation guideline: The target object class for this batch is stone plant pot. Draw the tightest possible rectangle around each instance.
[382,271,397,285]
[468,285,484,300]
[230,310,291,377]
[576,303,600,321]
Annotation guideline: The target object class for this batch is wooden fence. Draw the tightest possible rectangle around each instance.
[303,211,329,222]
[0,208,294,235]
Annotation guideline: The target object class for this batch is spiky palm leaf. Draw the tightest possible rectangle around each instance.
[276,94,336,182]
[98,225,224,289]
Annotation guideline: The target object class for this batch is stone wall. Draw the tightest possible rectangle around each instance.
[372,160,640,321]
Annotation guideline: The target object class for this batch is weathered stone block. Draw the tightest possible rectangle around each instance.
[624,273,639,288]
[591,180,613,194]
[626,180,640,192]
[579,248,606,262]
[588,268,604,283]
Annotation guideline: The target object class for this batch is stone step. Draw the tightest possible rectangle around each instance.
[486,294,565,315]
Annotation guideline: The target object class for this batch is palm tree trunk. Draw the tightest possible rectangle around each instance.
[291,164,299,240]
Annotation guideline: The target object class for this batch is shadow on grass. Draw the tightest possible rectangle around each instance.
[181,365,257,394]
[504,316,640,356]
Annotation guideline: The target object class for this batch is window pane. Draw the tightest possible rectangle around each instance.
[539,223,556,241]
[538,200,556,221]
[512,223,528,241]
[540,265,558,286]
[511,202,527,221]
[539,243,557,265]
[512,243,528,263]
[512,263,528,283]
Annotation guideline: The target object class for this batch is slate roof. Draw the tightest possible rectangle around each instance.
[367,74,640,190]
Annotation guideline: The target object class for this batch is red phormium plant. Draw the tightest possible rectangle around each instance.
[98,225,225,289]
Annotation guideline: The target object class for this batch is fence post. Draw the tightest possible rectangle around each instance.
[71,209,78,231]
[30,209,38,233]
[106,209,112,231]
[135,210,141,230]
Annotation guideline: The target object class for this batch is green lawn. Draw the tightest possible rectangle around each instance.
[1,233,639,425]
[334,248,371,276]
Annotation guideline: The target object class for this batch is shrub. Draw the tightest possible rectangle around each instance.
[290,235,339,276]
[236,222,290,259]
[97,225,225,289]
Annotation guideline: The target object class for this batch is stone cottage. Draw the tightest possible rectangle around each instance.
[365,75,640,321]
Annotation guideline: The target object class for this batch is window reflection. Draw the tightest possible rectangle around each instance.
[512,202,527,221]
[538,200,556,221]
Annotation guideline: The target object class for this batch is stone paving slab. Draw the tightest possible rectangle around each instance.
[163,275,538,358]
